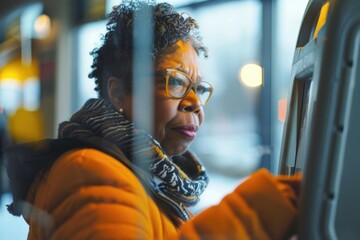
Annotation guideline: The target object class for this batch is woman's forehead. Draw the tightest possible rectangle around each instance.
[155,40,200,75]
[156,41,198,61]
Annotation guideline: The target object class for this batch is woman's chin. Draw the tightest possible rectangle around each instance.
[162,143,190,157]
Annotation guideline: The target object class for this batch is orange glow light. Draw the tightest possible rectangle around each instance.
[278,98,287,122]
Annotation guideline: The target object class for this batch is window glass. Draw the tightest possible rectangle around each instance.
[179,0,263,211]
[1,0,313,238]
[74,0,308,212]
[76,0,262,211]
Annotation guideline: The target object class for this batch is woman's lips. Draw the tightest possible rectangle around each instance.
[173,125,198,139]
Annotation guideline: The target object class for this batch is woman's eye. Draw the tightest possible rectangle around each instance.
[197,85,211,94]
[168,77,185,86]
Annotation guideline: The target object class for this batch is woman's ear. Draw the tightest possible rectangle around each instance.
[107,76,125,110]
[107,77,133,120]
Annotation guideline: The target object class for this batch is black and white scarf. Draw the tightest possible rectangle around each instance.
[58,98,208,220]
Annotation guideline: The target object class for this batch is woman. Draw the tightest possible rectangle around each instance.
[5,1,300,239]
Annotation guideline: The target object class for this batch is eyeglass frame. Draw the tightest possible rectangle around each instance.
[164,68,214,106]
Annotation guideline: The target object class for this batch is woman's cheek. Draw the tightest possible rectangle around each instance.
[154,102,179,139]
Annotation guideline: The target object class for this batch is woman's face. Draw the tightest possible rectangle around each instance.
[116,40,204,157]
[151,40,204,157]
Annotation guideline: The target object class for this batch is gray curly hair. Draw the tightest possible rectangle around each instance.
[88,0,208,99]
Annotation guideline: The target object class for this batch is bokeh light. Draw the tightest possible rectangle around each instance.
[239,63,263,87]
[34,14,51,38]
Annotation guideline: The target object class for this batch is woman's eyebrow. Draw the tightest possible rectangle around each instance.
[156,68,203,82]
[173,68,204,82]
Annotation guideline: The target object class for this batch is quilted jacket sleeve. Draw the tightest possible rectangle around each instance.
[27,148,160,240]
[177,169,301,240]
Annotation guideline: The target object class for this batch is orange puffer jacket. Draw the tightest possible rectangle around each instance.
[24,148,300,240]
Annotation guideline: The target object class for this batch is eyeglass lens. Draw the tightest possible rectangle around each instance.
[167,70,212,105]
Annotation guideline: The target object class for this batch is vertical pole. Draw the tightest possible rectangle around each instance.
[54,0,73,136]
[259,0,273,171]
[130,5,155,232]
[132,6,154,160]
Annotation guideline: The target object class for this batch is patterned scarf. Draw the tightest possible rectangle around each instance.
[58,98,208,220]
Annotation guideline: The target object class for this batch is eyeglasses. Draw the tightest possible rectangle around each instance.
[165,69,213,106]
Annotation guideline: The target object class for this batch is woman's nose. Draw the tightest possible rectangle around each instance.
[178,89,202,113]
